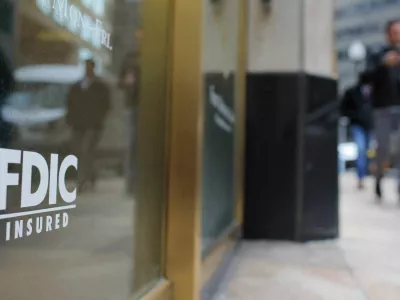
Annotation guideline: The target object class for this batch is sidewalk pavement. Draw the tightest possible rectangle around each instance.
[214,172,400,300]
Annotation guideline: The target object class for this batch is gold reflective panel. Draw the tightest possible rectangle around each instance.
[235,0,247,226]
[133,0,170,296]
[164,0,247,299]
[0,0,169,299]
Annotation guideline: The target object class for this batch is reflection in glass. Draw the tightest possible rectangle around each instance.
[0,0,164,298]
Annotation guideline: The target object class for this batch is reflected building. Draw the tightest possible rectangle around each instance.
[5,0,127,171]
[17,0,112,68]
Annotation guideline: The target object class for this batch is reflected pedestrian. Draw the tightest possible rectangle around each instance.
[66,59,111,192]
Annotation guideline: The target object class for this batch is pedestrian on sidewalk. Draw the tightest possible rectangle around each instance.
[367,19,400,201]
[340,71,374,190]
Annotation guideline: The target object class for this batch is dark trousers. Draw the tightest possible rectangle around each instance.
[71,129,102,187]
[374,107,400,187]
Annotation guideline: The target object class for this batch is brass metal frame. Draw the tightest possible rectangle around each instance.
[136,0,247,299]
[165,0,204,299]
[235,0,248,226]
[201,225,241,287]
[141,280,173,300]
[133,0,172,298]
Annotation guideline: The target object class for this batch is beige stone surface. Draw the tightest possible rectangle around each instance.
[214,173,400,300]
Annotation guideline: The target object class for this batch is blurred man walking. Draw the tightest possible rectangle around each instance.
[368,19,400,201]
[341,72,374,190]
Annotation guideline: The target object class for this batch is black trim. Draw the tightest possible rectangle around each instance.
[244,72,339,241]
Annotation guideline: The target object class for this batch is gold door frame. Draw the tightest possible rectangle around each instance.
[133,0,172,299]
[235,0,248,226]
[165,0,204,299]
[137,0,248,299]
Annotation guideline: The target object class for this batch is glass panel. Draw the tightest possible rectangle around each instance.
[0,0,166,298]
[201,0,240,254]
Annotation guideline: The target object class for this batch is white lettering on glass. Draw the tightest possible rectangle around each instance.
[36,0,112,50]
[0,148,78,241]
[209,85,235,133]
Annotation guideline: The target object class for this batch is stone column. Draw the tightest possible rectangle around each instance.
[244,0,339,241]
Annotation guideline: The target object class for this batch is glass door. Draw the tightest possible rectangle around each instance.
[0,0,170,299]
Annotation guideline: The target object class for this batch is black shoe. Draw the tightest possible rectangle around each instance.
[375,178,382,200]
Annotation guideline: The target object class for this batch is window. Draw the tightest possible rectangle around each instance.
[0,1,167,299]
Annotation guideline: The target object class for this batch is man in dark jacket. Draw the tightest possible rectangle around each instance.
[66,59,111,192]
[368,19,400,200]
[341,72,373,189]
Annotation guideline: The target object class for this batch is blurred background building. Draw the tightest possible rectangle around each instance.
[19,0,112,70]
[335,0,400,92]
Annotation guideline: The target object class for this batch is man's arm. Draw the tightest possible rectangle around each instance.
[367,48,400,79]
[340,89,356,118]
[99,83,111,120]
[366,51,384,78]
[65,84,76,126]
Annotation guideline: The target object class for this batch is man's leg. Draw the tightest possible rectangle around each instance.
[391,111,400,198]
[71,130,86,190]
[76,131,90,191]
[125,110,133,194]
[374,108,391,199]
[125,109,137,195]
[83,129,102,190]
[351,125,368,188]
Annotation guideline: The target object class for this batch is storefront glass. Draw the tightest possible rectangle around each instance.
[0,0,166,298]
[201,0,240,254]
